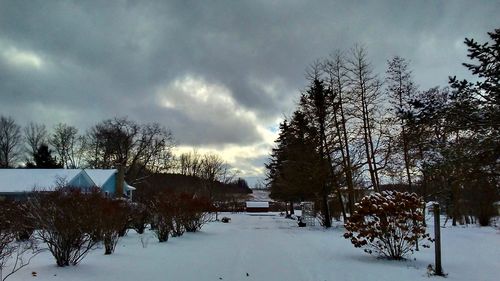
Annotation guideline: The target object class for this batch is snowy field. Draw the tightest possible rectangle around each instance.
[9,213,500,281]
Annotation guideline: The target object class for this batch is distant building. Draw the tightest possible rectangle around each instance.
[0,169,135,201]
[246,201,269,213]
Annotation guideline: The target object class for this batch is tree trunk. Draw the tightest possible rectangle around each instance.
[115,164,125,198]
[320,121,345,225]
[361,96,378,192]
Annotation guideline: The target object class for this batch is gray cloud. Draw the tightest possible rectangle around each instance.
[0,0,498,179]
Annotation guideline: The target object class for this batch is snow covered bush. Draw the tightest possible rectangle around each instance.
[28,188,102,266]
[344,191,431,260]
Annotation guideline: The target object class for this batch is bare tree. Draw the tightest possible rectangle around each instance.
[24,122,47,163]
[127,122,175,181]
[85,117,175,183]
[85,117,139,169]
[200,153,228,200]
[49,123,82,168]
[0,116,22,168]
[386,56,417,191]
[200,153,226,182]
[178,150,203,177]
[345,46,384,192]
[324,51,358,214]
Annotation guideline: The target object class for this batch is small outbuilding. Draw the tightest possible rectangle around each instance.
[246,201,269,213]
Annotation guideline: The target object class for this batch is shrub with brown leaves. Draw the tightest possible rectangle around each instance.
[344,191,431,260]
[129,203,150,234]
[149,192,175,242]
[149,191,213,242]
[180,194,213,233]
[95,199,131,255]
[28,188,102,266]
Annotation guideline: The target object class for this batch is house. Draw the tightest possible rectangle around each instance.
[0,169,135,201]
[246,201,269,213]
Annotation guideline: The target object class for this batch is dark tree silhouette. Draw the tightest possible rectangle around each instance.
[26,144,62,168]
[0,116,22,168]
[267,111,329,217]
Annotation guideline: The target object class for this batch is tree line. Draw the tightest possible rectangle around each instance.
[0,117,247,185]
[266,28,499,227]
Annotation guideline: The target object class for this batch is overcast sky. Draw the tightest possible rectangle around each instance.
[0,0,498,185]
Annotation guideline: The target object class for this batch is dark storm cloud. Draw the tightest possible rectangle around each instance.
[0,0,499,151]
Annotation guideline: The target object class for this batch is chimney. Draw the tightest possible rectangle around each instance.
[115,165,125,198]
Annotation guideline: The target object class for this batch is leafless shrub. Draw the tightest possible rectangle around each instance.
[0,201,43,281]
[95,199,131,255]
[149,191,213,242]
[28,187,102,266]
[181,195,213,232]
[129,203,150,234]
[149,192,174,242]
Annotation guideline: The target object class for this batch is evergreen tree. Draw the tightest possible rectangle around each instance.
[299,77,346,226]
[410,29,500,226]
[26,144,62,168]
[448,28,499,173]
[266,111,329,216]
[445,28,500,225]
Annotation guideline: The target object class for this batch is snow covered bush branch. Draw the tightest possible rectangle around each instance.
[0,201,43,281]
[344,191,431,260]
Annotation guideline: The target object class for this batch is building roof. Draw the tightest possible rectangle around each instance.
[0,169,124,193]
[0,169,81,193]
[246,201,269,208]
[84,169,116,186]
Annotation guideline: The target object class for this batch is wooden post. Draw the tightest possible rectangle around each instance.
[433,203,444,276]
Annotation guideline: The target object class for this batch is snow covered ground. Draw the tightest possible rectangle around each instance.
[9,213,500,281]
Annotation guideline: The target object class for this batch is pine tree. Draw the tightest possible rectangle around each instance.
[449,28,500,133]
[448,29,499,176]
[26,144,62,168]
[445,28,500,225]
[266,109,332,217]
[299,77,347,226]
[410,29,500,226]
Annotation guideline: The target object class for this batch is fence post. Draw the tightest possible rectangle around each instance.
[433,203,444,276]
